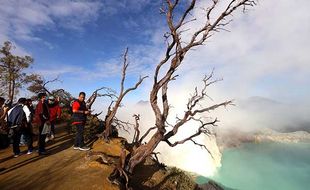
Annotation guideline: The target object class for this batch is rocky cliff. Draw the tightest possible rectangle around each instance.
[216,127,310,150]
[254,128,310,143]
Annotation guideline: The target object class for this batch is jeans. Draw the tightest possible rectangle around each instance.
[50,121,55,136]
[74,123,85,147]
[38,123,47,152]
[12,127,22,155]
[20,134,27,145]
[22,124,33,151]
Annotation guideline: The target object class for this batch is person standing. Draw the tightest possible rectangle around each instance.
[47,96,61,141]
[23,99,34,154]
[72,92,90,151]
[0,97,9,149]
[7,98,31,157]
[34,93,49,155]
[19,99,35,146]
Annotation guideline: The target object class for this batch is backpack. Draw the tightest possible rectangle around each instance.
[7,105,26,128]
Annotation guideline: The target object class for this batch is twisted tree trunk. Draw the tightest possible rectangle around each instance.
[127,130,164,173]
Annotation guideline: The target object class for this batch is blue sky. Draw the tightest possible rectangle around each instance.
[0,0,163,99]
[1,0,310,106]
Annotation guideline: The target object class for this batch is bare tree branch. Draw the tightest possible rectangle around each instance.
[113,116,134,134]
[42,76,61,95]
[164,118,219,158]
[132,114,141,144]
[139,126,157,144]
[92,111,103,118]
[85,151,113,165]
[103,48,148,140]
[86,87,117,109]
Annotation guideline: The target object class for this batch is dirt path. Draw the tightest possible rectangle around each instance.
[0,124,117,190]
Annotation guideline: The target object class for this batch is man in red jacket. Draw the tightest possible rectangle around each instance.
[34,92,49,155]
[72,92,90,151]
[47,96,61,141]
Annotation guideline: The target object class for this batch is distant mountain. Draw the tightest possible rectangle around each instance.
[216,127,310,149]
[254,128,310,143]
[136,100,149,106]
[237,96,283,110]
[245,96,282,105]
[236,96,310,133]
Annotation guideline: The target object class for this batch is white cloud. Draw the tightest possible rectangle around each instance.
[32,65,84,77]
[175,0,310,102]
[49,1,102,30]
[0,0,102,44]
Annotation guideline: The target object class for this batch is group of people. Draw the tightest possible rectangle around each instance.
[34,92,61,155]
[0,92,61,157]
[0,91,91,158]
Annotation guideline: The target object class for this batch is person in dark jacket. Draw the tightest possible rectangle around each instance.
[19,98,35,146]
[34,93,49,155]
[7,98,30,157]
[72,92,90,151]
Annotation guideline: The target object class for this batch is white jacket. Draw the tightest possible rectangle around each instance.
[23,105,31,123]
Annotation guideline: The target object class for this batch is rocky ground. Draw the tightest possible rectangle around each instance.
[0,122,224,190]
[0,123,117,190]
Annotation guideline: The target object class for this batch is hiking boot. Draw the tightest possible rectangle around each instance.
[78,146,90,151]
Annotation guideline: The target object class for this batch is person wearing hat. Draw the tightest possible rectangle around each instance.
[34,92,49,155]
[46,96,61,141]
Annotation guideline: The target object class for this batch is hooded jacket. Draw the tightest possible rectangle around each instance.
[48,101,61,122]
[34,100,49,125]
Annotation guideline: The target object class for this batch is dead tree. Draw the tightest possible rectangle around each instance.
[86,87,117,110]
[26,74,62,97]
[132,114,140,146]
[113,116,134,135]
[123,0,256,175]
[42,77,61,95]
[27,76,78,108]
[131,114,157,149]
[103,48,148,140]
[50,88,73,107]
